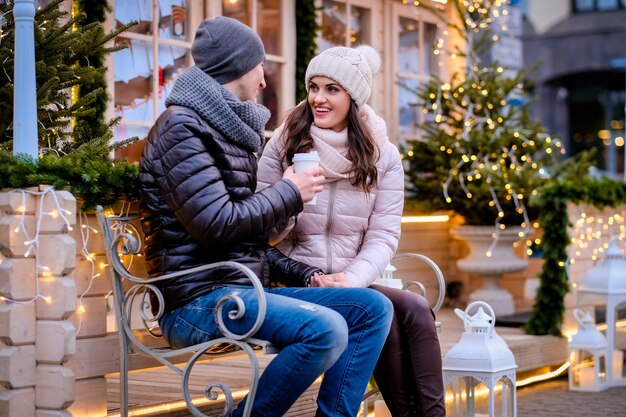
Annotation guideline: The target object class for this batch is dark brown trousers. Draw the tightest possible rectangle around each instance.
[370,284,446,417]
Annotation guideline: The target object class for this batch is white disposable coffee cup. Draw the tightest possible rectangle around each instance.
[293,151,320,205]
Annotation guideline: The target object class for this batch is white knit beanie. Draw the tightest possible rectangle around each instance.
[305,45,381,109]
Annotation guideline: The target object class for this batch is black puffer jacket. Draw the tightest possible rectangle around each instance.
[139,106,321,313]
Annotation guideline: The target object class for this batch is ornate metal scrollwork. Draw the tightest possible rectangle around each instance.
[96,206,272,417]
[124,284,164,338]
[182,339,262,417]
[393,252,446,314]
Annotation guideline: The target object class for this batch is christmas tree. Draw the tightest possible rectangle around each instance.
[403,0,564,228]
[0,0,139,208]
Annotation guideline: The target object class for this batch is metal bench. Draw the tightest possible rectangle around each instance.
[361,252,447,414]
[96,206,274,417]
[97,205,446,417]
[392,252,446,331]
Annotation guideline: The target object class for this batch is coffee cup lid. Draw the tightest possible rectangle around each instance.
[293,151,319,160]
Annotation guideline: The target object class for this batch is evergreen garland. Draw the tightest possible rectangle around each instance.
[295,0,319,103]
[0,149,139,209]
[0,0,138,209]
[524,176,626,335]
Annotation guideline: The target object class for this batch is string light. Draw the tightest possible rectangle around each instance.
[563,206,626,290]
[73,200,134,335]
[1,189,74,306]
[409,0,560,257]
[105,358,568,417]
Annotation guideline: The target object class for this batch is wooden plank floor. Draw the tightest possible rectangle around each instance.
[106,307,568,417]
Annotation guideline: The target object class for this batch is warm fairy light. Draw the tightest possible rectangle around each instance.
[516,362,570,388]
[2,188,78,306]
[112,366,570,417]
[442,363,569,406]
[106,386,262,417]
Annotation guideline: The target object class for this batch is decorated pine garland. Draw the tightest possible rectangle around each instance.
[0,149,139,209]
[524,177,626,335]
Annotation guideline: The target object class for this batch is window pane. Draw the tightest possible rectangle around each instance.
[159,0,191,41]
[398,16,420,74]
[259,61,281,130]
[350,5,371,46]
[598,0,619,10]
[114,38,154,122]
[258,0,282,55]
[321,0,347,50]
[114,123,151,146]
[423,22,439,77]
[398,78,420,138]
[115,0,154,35]
[575,0,594,11]
[223,0,251,26]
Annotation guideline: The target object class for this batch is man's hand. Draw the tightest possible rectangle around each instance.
[282,165,324,203]
[310,272,351,288]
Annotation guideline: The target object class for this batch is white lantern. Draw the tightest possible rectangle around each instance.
[443,301,517,417]
[568,308,608,392]
[374,263,403,289]
[577,238,626,386]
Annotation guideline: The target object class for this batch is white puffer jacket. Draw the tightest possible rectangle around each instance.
[257,105,404,288]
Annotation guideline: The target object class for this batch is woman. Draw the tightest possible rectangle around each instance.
[257,45,445,417]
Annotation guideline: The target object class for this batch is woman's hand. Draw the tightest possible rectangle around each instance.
[282,165,324,203]
[310,272,351,288]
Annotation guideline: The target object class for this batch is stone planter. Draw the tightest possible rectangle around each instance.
[451,225,528,316]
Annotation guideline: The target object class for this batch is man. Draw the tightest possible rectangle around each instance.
[138,17,392,417]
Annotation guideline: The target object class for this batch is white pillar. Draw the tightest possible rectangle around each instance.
[13,0,38,160]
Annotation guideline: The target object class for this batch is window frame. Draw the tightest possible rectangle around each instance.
[108,0,204,148]
[386,1,447,144]
[107,0,295,153]
[316,0,383,110]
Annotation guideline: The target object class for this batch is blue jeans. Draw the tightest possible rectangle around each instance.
[160,286,393,417]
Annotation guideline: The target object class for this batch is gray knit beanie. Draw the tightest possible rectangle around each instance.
[305,45,381,109]
[191,17,265,84]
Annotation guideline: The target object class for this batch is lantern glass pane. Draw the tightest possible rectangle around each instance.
[613,301,626,380]
[446,376,490,417]
[571,350,604,390]
[495,376,515,417]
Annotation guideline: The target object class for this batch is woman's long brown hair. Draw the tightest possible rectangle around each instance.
[279,100,379,192]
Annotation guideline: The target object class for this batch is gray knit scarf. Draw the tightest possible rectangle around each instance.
[165,66,270,152]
